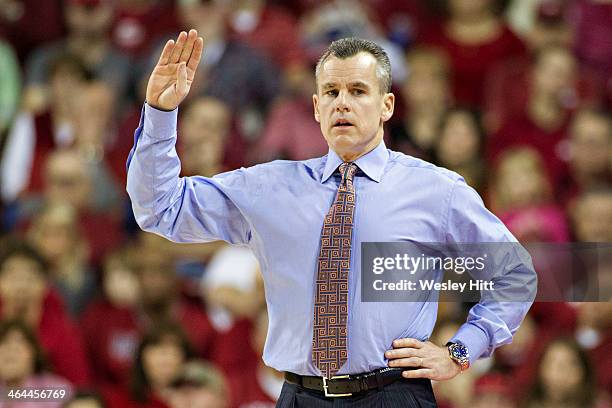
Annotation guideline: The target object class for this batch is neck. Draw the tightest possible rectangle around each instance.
[335,131,383,162]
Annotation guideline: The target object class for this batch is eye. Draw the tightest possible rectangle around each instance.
[326,90,338,97]
[352,89,365,95]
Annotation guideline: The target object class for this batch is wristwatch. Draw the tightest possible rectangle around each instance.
[446,342,470,372]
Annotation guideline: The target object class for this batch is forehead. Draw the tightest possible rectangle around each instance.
[318,52,379,88]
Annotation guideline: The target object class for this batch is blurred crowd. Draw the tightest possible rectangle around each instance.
[0,0,611,407]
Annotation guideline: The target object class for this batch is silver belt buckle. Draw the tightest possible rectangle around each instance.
[322,375,353,397]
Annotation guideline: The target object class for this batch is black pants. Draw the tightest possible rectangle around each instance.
[275,378,437,408]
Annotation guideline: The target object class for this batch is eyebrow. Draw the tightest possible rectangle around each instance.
[321,81,371,89]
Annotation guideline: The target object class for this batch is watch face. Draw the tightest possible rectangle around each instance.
[451,345,468,359]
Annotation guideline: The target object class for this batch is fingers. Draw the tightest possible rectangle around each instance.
[388,357,424,368]
[169,31,188,63]
[187,37,204,72]
[176,62,188,97]
[402,369,435,380]
[385,347,420,359]
[179,29,198,63]
[393,338,425,349]
[157,39,175,66]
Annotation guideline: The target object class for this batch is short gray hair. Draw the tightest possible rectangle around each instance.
[315,37,392,94]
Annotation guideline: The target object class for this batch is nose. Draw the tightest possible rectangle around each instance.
[335,90,350,112]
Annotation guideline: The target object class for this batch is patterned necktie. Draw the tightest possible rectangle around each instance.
[312,162,358,378]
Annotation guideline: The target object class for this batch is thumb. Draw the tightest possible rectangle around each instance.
[176,62,188,98]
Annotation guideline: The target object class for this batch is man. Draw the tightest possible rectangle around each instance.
[127,30,536,406]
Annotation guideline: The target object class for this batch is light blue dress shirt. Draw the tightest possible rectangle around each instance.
[126,104,536,376]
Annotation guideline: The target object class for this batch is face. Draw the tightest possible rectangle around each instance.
[403,58,449,109]
[104,260,140,307]
[313,53,394,161]
[142,338,185,389]
[573,194,612,241]
[179,0,226,40]
[0,257,46,311]
[0,330,35,383]
[540,343,584,398]
[497,157,547,209]
[533,49,576,97]
[65,2,113,37]
[570,113,611,178]
[179,98,230,176]
[44,153,91,210]
[135,250,176,306]
[437,112,480,167]
[30,211,77,262]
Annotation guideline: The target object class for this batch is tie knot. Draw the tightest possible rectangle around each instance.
[339,162,358,184]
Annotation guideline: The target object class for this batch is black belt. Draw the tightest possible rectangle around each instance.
[284,367,406,397]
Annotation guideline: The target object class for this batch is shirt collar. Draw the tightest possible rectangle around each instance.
[321,140,389,183]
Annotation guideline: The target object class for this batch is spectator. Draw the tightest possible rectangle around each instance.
[178,96,232,177]
[490,147,569,242]
[175,0,280,144]
[388,46,451,161]
[299,0,407,85]
[1,54,90,202]
[0,241,91,384]
[484,0,601,133]
[81,250,141,387]
[422,0,526,108]
[23,0,130,114]
[434,108,486,192]
[487,44,579,194]
[563,109,612,205]
[202,245,264,375]
[104,323,195,408]
[525,337,606,408]
[131,233,216,360]
[3,149,123,265]
[574,301,612,395]
[27,202,97,317]
[0,319,73,408]
[251,59,328,162]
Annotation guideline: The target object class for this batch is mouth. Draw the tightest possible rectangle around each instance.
[333,119,354,128]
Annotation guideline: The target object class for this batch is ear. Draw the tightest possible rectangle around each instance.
[381,92,395,123]
[313,93,320,123]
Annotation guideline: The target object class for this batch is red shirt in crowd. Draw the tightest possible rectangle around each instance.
[81,297,217,388]
[110,0,179,58]
[487,111,571,195]
[423,23,526,108]
[229,5,305,69]
[0,290,91,386]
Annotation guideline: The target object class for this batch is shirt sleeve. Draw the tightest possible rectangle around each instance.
[442,178,537,366]
[126,103,255,245]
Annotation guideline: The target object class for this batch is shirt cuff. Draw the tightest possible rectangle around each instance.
[143,102,178,140]
[450,323,490,367]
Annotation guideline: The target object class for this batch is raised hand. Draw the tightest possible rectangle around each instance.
[145,29,204,111]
